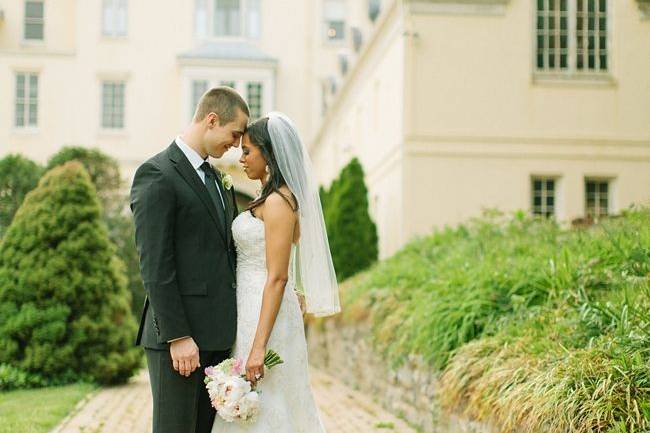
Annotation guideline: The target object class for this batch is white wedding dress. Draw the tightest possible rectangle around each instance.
[211,210,327,433]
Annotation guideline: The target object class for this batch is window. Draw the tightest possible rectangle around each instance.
[215,0,240,37]
[15,73,38,128]
[247,0,261,39]
[102,81,125,129]
[24,1,44,41]
[103,0,128,37]
[185,77,270,122]
[368,0,381,22]
[195,0,261,39]
[532,178,556,217]
[247,82,263,119]
[536,0,608,73]
[585,179,609,218]
[324,0,346,42]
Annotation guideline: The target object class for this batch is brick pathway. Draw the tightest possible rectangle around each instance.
[51,369,416,433]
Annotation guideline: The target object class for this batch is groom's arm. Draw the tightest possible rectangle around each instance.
[130,162,191,343]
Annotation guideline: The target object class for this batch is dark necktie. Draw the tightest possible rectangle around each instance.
[200,162,226,230]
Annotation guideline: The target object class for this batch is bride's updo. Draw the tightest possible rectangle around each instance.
[246,118,297,212]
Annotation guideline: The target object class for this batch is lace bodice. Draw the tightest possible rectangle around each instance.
[232,210,297,292]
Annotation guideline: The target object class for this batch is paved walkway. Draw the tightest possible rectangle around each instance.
[51,369,417,433]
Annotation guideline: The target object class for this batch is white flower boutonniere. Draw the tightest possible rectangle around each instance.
[221,173,234,190]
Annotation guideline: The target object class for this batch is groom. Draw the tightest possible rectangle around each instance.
[130,87,249,433]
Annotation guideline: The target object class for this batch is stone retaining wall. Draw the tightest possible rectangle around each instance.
[306,319,496,433]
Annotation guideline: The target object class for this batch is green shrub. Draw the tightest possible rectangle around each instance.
[339,208,650,433]
[321,158,378,281]
[0,162,140,388]
[0,155,43,237]
[46,147,144,316]
[46,147,122,209]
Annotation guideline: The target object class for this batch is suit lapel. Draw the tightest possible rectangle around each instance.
[168,142,228,246]
[215,170,234,247]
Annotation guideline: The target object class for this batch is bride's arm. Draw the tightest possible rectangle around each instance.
[245,192,296,385]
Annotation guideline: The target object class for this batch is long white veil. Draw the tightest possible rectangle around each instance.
[266,112,341,317]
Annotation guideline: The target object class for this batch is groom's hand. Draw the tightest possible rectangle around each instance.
[170,337,200,377]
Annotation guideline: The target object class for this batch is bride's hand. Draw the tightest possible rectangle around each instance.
[245,346,266,386]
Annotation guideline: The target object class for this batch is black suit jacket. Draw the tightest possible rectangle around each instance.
[130,141,238,351]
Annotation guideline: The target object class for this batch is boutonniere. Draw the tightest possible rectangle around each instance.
[220,172,233,190]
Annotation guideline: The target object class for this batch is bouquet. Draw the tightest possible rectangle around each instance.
[204,349,283,424]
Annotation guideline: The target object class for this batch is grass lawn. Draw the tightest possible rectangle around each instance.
[0,383,95,433]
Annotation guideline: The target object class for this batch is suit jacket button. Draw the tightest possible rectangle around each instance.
[231,283,236,289]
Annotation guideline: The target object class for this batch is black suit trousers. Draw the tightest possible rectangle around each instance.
[145,348,230,433]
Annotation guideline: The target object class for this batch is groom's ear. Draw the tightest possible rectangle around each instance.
[206,112,220,128]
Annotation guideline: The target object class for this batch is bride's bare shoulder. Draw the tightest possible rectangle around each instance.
[267,187,297,212]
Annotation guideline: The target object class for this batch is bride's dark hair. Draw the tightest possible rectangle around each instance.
[245,117,297,212]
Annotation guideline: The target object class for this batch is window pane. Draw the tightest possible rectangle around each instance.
[29,75,38,97]
[28,102,38,125]
[116,0,128,35]
[15,103,25,127]
[16,75,25,98]
[215,0,241,37]
[532,178,555,217]
[103,0,114,34]
[600,55,607,70]
[195,0,208,38]
[24,1,44,40]
[247,82,263,119]
[25,1,44,18]
[324,0,346,41]
[247,0,261,38]
[191,80,209,118]
[102,81,125,128]
[327,20,345,40]
[25,23,44,40]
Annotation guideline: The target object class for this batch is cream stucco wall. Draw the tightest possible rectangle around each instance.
[311,0,406,257]
[0,0,324,191]
[309,0,650,258]
[400,0,650,240]
[405,1,650,138]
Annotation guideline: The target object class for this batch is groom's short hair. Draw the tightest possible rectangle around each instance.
[193,86,250,125]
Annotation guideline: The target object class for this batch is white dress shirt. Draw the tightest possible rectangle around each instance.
[175,135,225,209]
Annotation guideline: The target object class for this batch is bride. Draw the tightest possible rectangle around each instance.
[211,112,341,433]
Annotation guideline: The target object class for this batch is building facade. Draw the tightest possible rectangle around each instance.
[310,0,650,258]
[1,0,649,259]
[0,0,343,197]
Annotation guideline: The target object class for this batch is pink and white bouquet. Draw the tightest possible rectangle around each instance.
[204,349,283,424]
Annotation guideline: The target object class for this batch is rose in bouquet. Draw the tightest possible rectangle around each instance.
[204,349,283,424]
